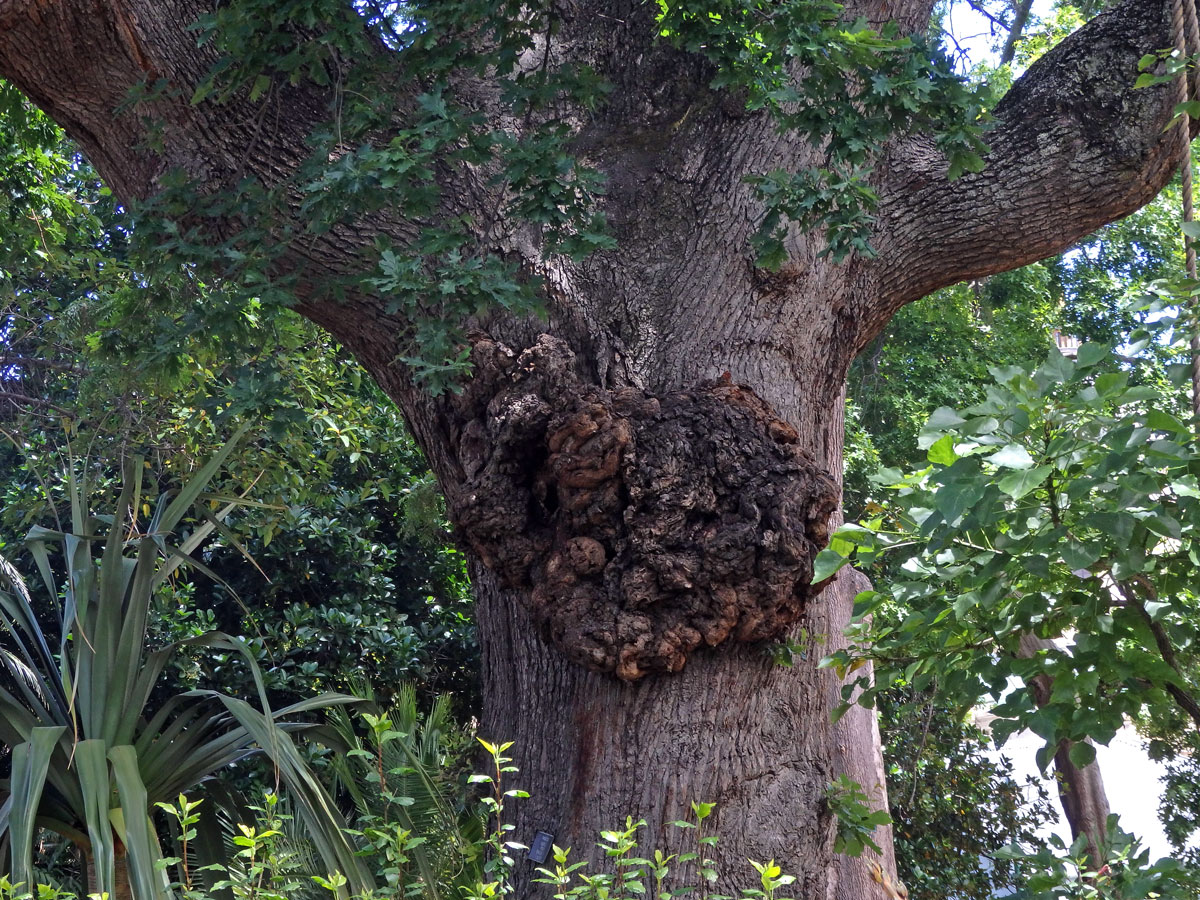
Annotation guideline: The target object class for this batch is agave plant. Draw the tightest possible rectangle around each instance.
[0,432,374,900]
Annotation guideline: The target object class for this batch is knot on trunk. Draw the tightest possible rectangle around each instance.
[446,334,839,680]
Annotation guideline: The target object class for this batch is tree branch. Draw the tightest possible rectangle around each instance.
[966,0,1009,32]
[865,0,1188,344]
[1119,579,1200,729]
[999,0,1035,66]
[0,1,427,293]
[0,355,85,374]
[0,391,72,416]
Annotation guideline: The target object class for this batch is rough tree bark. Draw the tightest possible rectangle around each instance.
[0,0,1189,895]
[1018,633,1113,864]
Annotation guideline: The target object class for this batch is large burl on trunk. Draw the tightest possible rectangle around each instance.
[0,0,1191,896]
[447,334,840,680]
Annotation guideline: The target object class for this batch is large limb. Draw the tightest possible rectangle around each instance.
[865,0,1190,346]
[0,0,467,313]
[0,0,337,208]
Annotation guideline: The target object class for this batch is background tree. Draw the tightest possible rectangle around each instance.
[0,89,477,713]
[826,341,1200,864]
[880,687,1055,899]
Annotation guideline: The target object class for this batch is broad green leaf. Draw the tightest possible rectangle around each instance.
[9,727,65,893]
[812,548,850,583]
[988,444,1035,470]
[1146,515,1182,540]
[1171,475,1200,498]
[997,465,1052,499]
[109,746,170,900]
[1061,540,1101,571]
[927,434,957,466]
[830,534,856,556]
[1144,600,1172,622]
[1148,409,1190,435]
[1039,346,1075,384]
[1074,343,1109,368]
[926,406,966,430]
[1067,741,1096,769]
[75,740,116,897]
[952,592,977,617]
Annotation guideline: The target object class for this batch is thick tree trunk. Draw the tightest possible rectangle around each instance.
[0,0,1189,897]
[471,399,894,896]
[86,848,133,900]
[478,568,839,894]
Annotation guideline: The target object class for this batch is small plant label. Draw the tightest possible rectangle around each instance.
[528,830,554,864]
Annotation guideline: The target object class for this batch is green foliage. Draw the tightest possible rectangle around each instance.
[994,816,1200,899]
[145,0,616,392]
[882,688,1055,900]
[531,799,798,900]
[0,445,372,899]
[1049,194,1184,350]
[763,628,818,668]
[823,775,890,858]
[160,793,330,900]
[0,76,478,729]
[157,438,476,710]
[464,740,527,897]
[823,345,1200,780]
[1152,729,1200,866]
[328,687,485,898]
[845,160,1187,520]
[836,140,1200,893]
[1009,3,1087,71]
[846,266,1061,517]
[0,739,1190,900]
[104,0,996,391]
[842,398,883,522]
[0,876,76,900]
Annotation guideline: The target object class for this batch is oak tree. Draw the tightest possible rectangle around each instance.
[0,0,1191,895]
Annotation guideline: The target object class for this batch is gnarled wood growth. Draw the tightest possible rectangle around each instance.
[0,0,1192,896]
[448,334,840,679]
